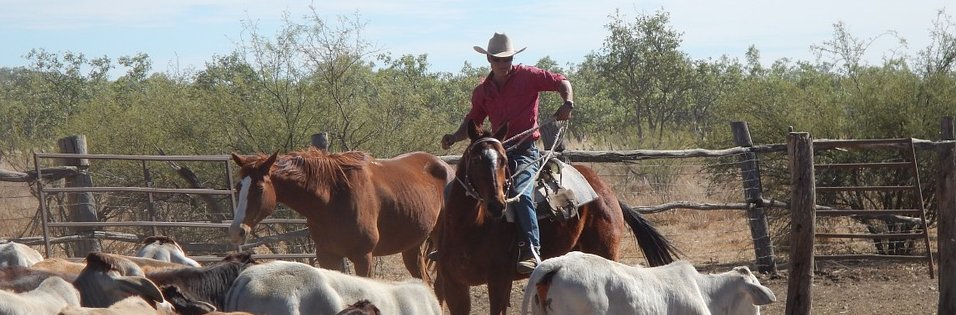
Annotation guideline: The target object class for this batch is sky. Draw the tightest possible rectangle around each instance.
[0,0,951,76]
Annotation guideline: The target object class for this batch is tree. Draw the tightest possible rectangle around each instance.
[0,50,110,162]
[590,9,694,146]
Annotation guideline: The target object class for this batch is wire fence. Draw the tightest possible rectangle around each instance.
[582,152,781,271]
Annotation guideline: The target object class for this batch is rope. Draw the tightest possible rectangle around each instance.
[504,120,569,204]
[501,117,556,151]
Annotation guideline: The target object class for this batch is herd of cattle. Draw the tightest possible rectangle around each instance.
[0,237,776,314]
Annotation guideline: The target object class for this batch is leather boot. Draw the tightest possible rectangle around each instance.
[516,245,539,274]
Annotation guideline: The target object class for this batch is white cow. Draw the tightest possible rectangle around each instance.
[136,236,201,267]
[0,276,80,315]
[521,251,776,315]
[0,241,44,267]
[223,260,441,315]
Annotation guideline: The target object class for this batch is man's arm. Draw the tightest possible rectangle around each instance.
[553,79,574,121]
[557,79,573,103]
[441,118,470,150]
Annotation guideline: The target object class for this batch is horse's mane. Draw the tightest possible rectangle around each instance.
[273,148,370,191]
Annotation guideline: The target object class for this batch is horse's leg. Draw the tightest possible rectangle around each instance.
[348,252,374,277]
[575,202,621,260]
[441,274,471,315]
[315,250,372,277]
[486,276,514,315]
[400,246,426,280]
[315,250,353,274]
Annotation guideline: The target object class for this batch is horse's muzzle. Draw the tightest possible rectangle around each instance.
[229,224,251,245]
[485,200,507,220]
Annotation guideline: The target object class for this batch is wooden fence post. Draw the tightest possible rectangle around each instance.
[57,135,101,256]
[731,121,777,274]
[786,132,814,315]
[540,122,566,152]
[937,116,955,315]
[311,133,330,151]
[310,131,349,272]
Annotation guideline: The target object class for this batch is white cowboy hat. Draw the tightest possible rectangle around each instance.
[473,32,527,57]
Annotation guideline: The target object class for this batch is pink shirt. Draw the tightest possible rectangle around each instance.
[467,64,567,142]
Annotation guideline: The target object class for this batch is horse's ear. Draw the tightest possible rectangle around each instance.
[263,152,279,169]
[466,118,482,141]
[230,153,246,166]
[493,122,509,141]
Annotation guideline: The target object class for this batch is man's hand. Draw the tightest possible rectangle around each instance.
[441,134,457,150]
[553,100,574,121]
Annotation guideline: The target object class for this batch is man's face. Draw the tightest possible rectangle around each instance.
[487,55,513,75]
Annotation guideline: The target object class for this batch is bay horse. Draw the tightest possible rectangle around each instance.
[433,120,680,315]
[229,148,452,279]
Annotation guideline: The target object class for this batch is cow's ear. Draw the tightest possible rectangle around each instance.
[733,266,752,275]
[192,301,216,313]
[746,282,777,305]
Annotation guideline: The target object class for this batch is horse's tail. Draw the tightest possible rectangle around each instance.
[621,201,681,266]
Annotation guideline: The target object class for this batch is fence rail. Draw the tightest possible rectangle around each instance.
[33,153,231,161]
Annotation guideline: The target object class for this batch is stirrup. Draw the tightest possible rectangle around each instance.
[515,243,540,274]
[516,257,538,274]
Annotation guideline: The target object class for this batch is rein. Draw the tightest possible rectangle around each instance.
[500,117,556,152]
[456,119,570,205]
[503,120,568,204]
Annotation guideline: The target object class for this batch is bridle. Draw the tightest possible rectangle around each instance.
[455,136,512,202]
[455,119,570,204]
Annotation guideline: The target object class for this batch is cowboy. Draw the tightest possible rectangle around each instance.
[441,32,574,274]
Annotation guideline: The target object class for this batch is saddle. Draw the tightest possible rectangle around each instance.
[505,158,599,222]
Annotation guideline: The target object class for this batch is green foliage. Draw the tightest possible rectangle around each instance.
[0,6,953,201]
[0,50,110,157]
[589,9,695,145]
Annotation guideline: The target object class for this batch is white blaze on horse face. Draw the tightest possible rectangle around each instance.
[481,147,501,193]
[230,176,252,243]
[481,147,499,171]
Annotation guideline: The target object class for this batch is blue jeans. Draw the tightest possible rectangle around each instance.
[508,144,540,251]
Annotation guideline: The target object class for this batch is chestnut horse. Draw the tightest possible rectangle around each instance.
[433,121,680,315]
[229,148,452,279]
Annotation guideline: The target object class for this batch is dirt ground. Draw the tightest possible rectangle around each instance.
[760,261,939,315]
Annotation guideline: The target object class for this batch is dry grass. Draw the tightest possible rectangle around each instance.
[0,162,39,240]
